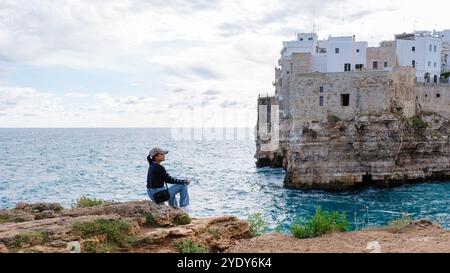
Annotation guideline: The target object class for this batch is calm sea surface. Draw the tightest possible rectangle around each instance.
[0,128,449,230]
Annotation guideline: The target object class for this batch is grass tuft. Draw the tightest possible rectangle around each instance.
[290,207,348,239]
[173,239,206,253]
[74,196,106,208]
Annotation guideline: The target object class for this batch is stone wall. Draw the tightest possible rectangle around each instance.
[287,67,416,128]
[366,41,398,71]
[416,83,450,118]
[255,95,283,167]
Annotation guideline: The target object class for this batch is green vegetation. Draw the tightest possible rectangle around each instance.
[386,214,413,233]
[74,196,106,208]
[173,239,206,253]
[327,115,341,123]
[10,230,50,248]
[290,207,348,239]
[411,116,428,129]
[0,214,12,223]
[82,241,117,253]
[172,214,191,226]
[248,213,268,237]
[144,212,157,226]
[72,219,133,251]
[207,228,221,240]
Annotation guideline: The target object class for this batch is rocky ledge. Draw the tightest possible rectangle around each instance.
[1,201,448,253]
[0,201,250,253]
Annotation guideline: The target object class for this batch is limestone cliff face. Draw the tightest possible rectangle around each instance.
[284,113,450,190]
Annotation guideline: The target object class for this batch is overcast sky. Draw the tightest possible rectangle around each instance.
[0,0,448,127]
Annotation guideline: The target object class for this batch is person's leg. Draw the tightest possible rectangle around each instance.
[168,184,189,207]
[167,184,179,207]
[178,184,189,207]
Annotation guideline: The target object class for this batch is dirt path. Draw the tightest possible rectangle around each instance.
[227,220,450,253]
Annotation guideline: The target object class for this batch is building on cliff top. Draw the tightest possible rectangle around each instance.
[255,30,450,189]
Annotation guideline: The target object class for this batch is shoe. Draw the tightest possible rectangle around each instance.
[180,206,191,213]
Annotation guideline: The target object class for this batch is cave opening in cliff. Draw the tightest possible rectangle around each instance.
[362,174,373,184]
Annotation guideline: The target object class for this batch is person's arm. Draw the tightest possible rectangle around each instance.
[158,165,189,184]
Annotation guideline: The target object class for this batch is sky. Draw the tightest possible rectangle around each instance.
[0,0,449,128]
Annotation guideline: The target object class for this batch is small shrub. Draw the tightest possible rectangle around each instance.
[290,207,348,239]
[248,213,268,237]
[144,212,156,226]
[172,214,191,226]
[173,239,206,253]
[74,196,106,208]
[82,241,117,253]
[10,230,50,248]
[387,214,412,233]
[0,214,12,223]
[72,219,132,248]
[327,115,341,123]
[208,228,221,240]
[411,116,427,129]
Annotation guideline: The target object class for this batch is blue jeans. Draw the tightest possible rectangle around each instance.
[147,184,189,207]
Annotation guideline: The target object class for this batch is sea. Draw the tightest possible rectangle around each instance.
[0,128,449,231]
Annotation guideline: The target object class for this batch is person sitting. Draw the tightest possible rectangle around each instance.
[146,147,190,210]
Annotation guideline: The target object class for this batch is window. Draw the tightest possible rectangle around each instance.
[429,45,432,51]
[428,61,431,67]
[434,62,437,67]
[412,46,415,52]
[373,61,378,70]
[384,62,388,68]
[355,64,363,70]
[319,96,324,106]
[320,86,324,93]
[344,63,351,72]
[434,45,437,52]
[308,37,313,41]
[341,94,350,106]
[335,48,340,54]
[356,49,360,53]
[412,60,416,68]
[300,38,304,41]
[437,93,441,98]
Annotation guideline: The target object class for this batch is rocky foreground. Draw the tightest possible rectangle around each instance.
[0,201,448,253]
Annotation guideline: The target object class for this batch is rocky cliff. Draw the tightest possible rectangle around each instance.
[1,201,448,253]
[0,201,250,253]
[283,113,450,190]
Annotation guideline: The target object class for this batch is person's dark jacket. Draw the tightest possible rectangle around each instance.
[147,162,188,188]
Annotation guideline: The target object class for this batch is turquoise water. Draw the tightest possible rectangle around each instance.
[0,128,449,230]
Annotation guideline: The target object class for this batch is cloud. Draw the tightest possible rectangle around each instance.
[189,66,220,80]
[173,88,185,93]
[220,100,243,108]
[65,92,90,98]
[0,86,64,118]
[203,89,221,95]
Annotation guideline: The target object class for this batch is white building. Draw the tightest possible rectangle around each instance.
[280,33,318,58]
[280,33,368,73]
[326,36,367,72]
[395,31,442,83]
[434,29,450,73]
